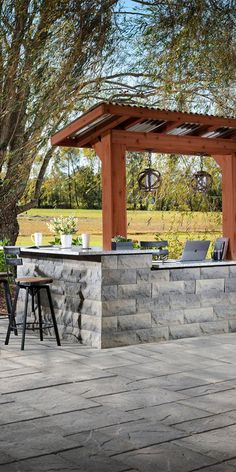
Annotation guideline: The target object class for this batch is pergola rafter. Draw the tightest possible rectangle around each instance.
[51,102,236,258]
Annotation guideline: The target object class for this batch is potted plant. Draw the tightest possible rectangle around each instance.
[111,235,133,250]
[47,216,78,248]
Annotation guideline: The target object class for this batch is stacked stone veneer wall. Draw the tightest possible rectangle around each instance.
[18,255,236,348]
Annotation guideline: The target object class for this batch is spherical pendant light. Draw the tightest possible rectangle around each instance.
[138,151,161,192]
[191,156,212,193]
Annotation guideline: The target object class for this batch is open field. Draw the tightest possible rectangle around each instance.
[16,209,222,257]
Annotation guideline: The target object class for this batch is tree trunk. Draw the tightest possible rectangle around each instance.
[0,207,19,244]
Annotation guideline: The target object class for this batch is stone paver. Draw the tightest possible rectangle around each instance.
[1,324,236,471]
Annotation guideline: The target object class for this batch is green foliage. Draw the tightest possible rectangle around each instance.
[154,211,221,259]
[49,235,82,246]
[0,239,10,271]
[112,235,132,242]
[127,153,222,212]
[129,0,236,114]
[0,0,118,242]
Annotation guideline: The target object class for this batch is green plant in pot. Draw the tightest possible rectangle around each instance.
[111,235,133,250]
[47,216,79,248]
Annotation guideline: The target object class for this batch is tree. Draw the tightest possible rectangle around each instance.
[0,0,119,242]
[120,1,236,114]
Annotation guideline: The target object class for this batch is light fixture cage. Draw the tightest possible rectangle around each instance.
[191,170,213,193]
[138,151,162,192]
[191,156,213,193]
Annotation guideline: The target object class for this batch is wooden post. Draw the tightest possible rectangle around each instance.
[94,133,127,250]
[213,154,236,259]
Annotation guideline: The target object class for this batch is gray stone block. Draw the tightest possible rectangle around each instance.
[80,314,101,332]
[151,269,170,281]
[199,292,228,307]
[101,331,138,348]
[102,316,117,331]
[137,298,156,312]
[152,309,184,326]
[137,268,150,282]
[79,299,102,316]
[151,294,170,309]
[199,320,229,335]
[101,285,118,301]
[228,293,236,304]
[51,283,65,295]
[214,304,236,319]
[185,293,201,307]
[65,296,81,312]
[117,313,151,331]
[136,326,169,343]
[81,329,101,348]
[184,280,196,294]
[170,268,200,281]
[196,278,224,295]
[64,282,82,296]
[184,307,215,323]
[200,266,229,279]
[169,293,187,309]
[169,323,202,339]
[82,284,102,300]
[229,319,236,331]
[117,254,152,269]
[229,265,236,278]
[101,255,118,269]
[78,268,102,283]
[152,280,184,297]
[225,278,236,292]
[118,283,151,299]
[52,294,66,310]
[102,268,136,285]
[102,299,136,316]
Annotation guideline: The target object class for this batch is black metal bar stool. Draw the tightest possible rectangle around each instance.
[4,247,61,350]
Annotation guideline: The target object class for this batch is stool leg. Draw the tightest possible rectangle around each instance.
[5,285,20,345]
[21,287,29,351]
[37,289,43,341]
[45,286,61,346]
[3,281,17,335]
[31,288,36,324]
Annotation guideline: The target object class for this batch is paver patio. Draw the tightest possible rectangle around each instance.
[1,323,236,471]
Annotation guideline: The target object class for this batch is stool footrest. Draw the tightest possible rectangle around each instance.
[10,322,54,330]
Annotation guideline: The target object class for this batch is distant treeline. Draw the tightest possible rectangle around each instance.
[23,152,222,212]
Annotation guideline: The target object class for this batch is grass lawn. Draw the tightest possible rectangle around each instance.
[17,209,222,257]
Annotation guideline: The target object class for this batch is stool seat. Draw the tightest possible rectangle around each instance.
[16,276,53,285]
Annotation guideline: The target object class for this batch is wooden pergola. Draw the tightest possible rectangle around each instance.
[51,102,236,258]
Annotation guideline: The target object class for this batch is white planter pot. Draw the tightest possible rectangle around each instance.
[60,234,72,248]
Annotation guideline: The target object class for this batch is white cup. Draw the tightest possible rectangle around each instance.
[81,233,90,249]
[31,232,42,247]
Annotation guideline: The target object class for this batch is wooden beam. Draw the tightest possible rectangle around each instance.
[51,103,107,145]
[112,130,236,155]
[76,116,127,148]
[216,153,236,259]
[94,133,127,250]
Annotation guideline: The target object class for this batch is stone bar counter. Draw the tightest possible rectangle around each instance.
[19,247,236,348]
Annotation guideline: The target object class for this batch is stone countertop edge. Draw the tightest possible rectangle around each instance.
[19,247,155,257]
[152,259,236,269]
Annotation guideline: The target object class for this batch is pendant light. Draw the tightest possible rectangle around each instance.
[138,151,161,192]
[191,155,212,193]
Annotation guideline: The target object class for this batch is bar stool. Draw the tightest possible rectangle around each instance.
[4,247,61,350]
